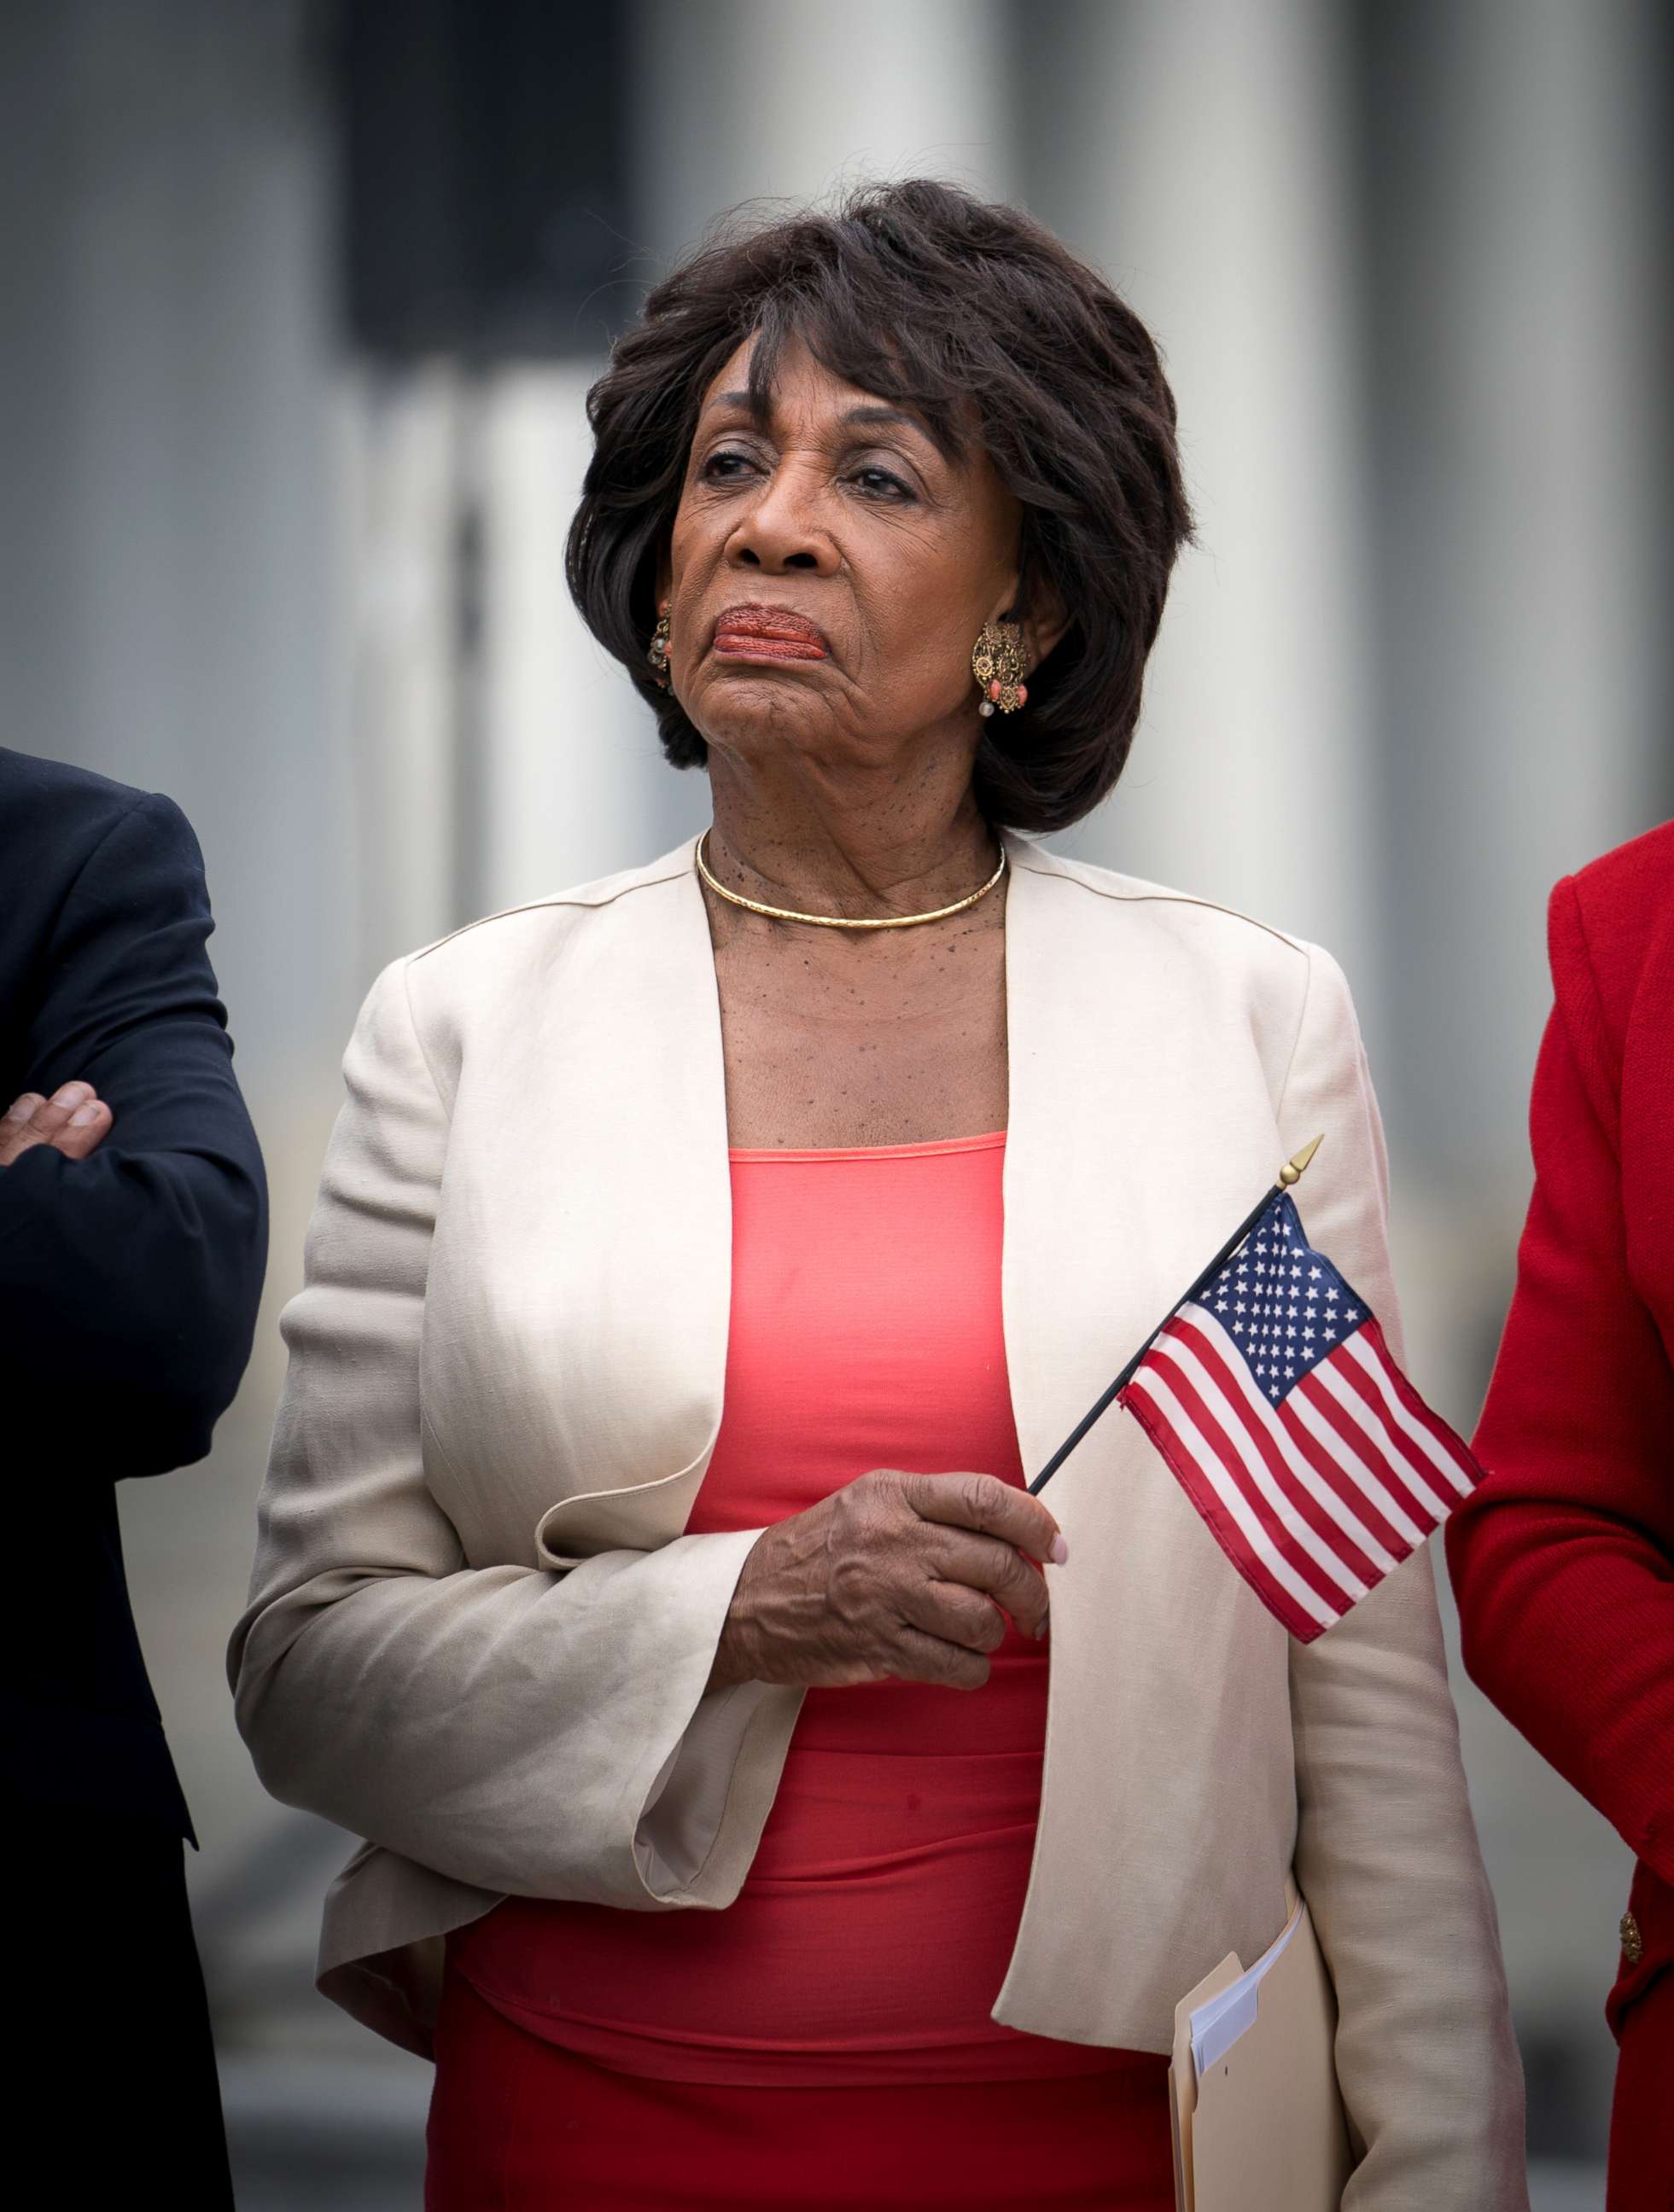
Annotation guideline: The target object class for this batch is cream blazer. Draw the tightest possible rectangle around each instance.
[231,829,1526,2207]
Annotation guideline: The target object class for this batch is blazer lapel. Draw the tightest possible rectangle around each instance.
[530,839,734,1565]
[994,835,1299,2037]
[1002,832,1160,1491]
[1000,833,1263,1492]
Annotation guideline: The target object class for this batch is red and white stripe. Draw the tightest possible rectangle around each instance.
[1120,1304,1480,1641]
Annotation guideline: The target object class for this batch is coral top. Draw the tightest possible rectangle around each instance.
[450,1131,1150,2089]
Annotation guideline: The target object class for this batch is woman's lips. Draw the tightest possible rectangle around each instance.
[711,604,830,662]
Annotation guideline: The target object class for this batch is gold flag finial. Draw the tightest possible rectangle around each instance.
[1279,1133,1324,1189]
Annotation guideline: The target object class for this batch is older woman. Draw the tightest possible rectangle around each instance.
[233,182,1525,2209]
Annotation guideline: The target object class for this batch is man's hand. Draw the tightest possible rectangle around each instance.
[0,1081,113,1166]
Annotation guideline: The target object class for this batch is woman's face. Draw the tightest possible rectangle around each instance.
[662,334,1031,783]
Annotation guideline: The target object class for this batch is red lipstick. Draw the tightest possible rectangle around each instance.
[711,603,830,662]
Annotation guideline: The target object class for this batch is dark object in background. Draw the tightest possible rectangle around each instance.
[339,0,635,358]
[0,745,268,2208]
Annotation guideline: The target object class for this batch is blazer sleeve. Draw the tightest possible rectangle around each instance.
[1280,946,1526,2209]
[0,789,267,1474]
[229,955,800,1909]
[1447,882,1674,1884]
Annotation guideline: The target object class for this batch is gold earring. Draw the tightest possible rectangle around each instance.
[971,620,1028,716]
[647,606,672,689]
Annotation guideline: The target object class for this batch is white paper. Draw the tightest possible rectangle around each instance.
[1190,1897,1304,2076]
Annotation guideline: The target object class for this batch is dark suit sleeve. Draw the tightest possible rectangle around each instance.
[1447,877,1674,1886]
[0,790,267,1475]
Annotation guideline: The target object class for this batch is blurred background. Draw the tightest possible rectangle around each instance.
[3,1,1670,2203]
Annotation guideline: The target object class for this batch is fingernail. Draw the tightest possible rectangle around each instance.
[1049,1534,1070,1566]
[4,1096,39,1124]
[51,1083,87,1106]
[69,1103,102,1127]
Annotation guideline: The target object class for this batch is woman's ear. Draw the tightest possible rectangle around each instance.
[1013,582,1070,672]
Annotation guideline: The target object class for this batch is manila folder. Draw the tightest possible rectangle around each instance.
[1168,1893,1352,2212]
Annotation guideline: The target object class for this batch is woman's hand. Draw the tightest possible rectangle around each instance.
[0,1081,113,1167]
[709,1470,1068,1694]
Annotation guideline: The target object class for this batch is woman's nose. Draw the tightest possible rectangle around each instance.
[728,466,837,574]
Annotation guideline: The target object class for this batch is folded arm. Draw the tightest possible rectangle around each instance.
[0,791,267,1474]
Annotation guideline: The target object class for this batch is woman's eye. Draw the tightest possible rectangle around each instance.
[696,451,913,501]
[700,449,755,482]
[851,465,913,501]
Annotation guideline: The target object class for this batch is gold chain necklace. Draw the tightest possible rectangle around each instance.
[695,831,1006,931]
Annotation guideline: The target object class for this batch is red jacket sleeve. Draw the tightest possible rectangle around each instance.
[1446,877,1674,1886]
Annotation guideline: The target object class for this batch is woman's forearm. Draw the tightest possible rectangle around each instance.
[234,1528,770,1901]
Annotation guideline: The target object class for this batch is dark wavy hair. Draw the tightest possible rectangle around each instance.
[566,179,1193,834]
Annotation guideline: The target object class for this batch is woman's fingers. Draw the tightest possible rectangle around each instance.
[924,1525,1051,1640]
[890,1623,992,1692]
[906,1576,1012,1657]
[899,1469,1066,1567]
[714,1466,1066,1694]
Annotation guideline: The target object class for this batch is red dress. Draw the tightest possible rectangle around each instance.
[1445,822,1674,2211]
[427,1131,1171,2209]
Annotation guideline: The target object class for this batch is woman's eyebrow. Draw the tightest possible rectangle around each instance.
[844,400,960,461]
[841,405,923,435]
[697,392,931,442]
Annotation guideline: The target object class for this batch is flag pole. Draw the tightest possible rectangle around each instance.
[1026,1135,1325,1497]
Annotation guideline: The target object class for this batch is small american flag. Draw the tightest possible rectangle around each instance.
[1121,1191,1483,1641]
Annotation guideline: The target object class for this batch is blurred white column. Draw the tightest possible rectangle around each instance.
[476,365,678,905]
[347,358,685,930]
[633,0,1018,254]
[1371,0,1667,1182]
[1031,0,1376,1000]
[342,367,468,969]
